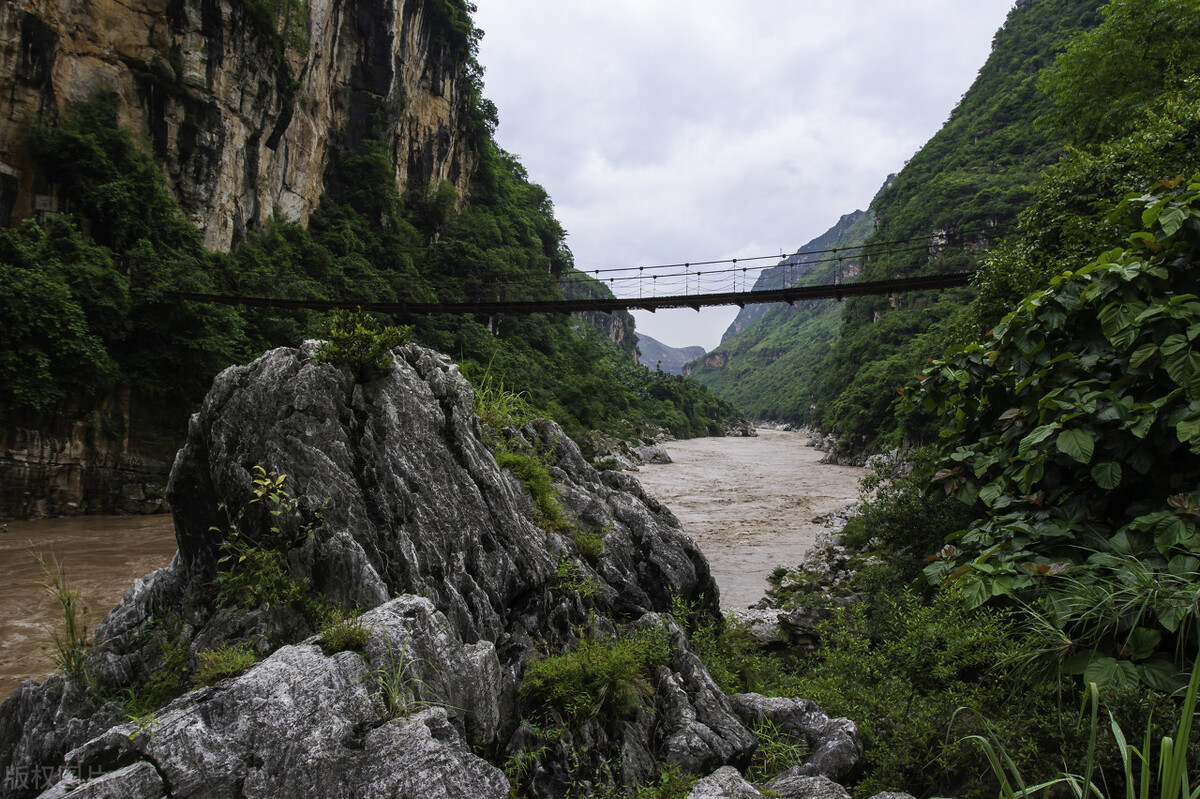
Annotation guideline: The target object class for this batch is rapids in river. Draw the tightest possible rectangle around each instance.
[0,427,865,697]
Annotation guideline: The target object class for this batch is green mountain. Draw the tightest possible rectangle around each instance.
[684,209,873,422]
[691,0,1106,453]
[634,334,706,376]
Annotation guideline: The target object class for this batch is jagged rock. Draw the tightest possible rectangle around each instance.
[633,442,673,465]
[642,615,756,775]
[729,694,861,783]
[723,419,757,437]
[0,344,747,799]
[56,596,505,799]
[867,793,918,799]
[687,766,763,798]
[728,608,787,646]
[37,761,165,799]
[762,773,853,799]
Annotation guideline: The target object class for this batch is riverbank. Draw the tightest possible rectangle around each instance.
[636,428,867,612]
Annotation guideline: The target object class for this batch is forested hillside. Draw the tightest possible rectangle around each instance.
[0,0,739,516]
[693,0,1106,452]
[731,2,1200,795]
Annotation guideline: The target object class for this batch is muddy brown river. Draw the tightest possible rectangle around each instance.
[636,428,867,612]
[0,516,177,698]
[0,428,864,698]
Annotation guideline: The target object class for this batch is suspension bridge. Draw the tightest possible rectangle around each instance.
[160,226,993,316]
[165,270,975,315]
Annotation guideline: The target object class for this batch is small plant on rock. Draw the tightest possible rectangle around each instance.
[212,466,315,610]
[314,307,410,382]
[192,643,258,687]
[33,551,90,684]
[746,717,809,783]
[319,606,369,656]
[367,633,431,719]
[520,626,670,725]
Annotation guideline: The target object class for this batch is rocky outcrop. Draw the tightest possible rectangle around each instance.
[0,343,792,798]
[0,0,476,250]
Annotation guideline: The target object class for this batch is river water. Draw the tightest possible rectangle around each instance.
[0,516,177,698]
[0,428,865,698]
[636,428,867,612]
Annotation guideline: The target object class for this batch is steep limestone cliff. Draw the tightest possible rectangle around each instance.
[0,0,476,250]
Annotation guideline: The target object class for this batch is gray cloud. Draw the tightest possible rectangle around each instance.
[471,1,1016,350]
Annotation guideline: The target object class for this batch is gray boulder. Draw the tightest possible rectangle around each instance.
[54,596,505,799]
[763,773,853,799]
[730,693,861,783]
[688,766,763,798]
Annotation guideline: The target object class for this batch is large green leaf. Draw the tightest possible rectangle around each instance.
[1083,656,1139,689]
[1018,423,1059,459]
[1056,428,1095,464]
[1091,461,1122,490]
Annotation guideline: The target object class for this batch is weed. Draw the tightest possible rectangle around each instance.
[367,633,431,719]
[553,558,599,598]
[319,606,369,656]
[570,526,606,560]
[126,711,159,742]
[627,764,699,799]
[746,717,809,782]
[471,366,537,432]
[118,617,192,715]
[496,449,568,531]
[33,551,89,683]
[191,644,258,687]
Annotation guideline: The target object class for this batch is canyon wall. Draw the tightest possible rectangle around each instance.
[0,0,476,251]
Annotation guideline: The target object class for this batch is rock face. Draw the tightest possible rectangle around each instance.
[0,0,476,250]
[1,394,176,520]
[0,343,794,798]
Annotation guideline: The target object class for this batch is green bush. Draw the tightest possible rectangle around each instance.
[314,308,410,382]
[789,590,1069,799]
[907,177,1200,684]
[521,628,670,724]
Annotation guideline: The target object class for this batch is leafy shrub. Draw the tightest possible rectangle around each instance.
[788,590,1068,799]
[907,176,1200,684]
[521,628,669,724]
[314,308,410,382]
[212,467,315,611]
[192,644,257,687]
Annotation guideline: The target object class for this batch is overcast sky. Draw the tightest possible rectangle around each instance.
[471,1,1017,351]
